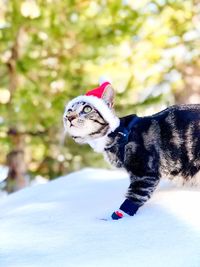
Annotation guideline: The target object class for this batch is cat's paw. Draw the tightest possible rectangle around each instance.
[97,209,130,221]
[97,211,125,221]
[111,210,126,220]
[111,210,123,220]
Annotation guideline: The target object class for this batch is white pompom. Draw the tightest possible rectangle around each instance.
[99,76,112,85]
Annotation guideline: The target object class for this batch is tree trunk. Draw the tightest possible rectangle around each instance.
[6,130,27,193]
[175,64,200,104]
[5,28,28,192]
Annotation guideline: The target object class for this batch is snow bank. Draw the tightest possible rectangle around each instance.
[0,168,200,267]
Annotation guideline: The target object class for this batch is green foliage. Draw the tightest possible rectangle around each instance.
[0,0,199,180]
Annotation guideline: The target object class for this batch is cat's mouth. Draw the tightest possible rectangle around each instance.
[69,121,76,128]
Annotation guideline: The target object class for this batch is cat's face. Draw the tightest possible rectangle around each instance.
[63,101,109,144]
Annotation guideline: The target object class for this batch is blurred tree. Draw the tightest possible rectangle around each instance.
[0,0,199,191]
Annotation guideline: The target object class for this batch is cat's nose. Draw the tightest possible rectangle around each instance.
[67,115,77,122]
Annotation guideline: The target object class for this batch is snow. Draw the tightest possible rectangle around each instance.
[0,168,200,267]
[0,165,8,183]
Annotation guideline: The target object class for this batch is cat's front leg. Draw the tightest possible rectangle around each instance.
[112,176,160,220]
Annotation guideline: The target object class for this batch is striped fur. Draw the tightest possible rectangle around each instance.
[64,103,200,213]
[104,104,200,206]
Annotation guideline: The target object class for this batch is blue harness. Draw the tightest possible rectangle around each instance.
[106,116,140,160]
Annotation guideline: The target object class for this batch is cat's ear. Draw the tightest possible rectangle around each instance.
[102,84,115,108]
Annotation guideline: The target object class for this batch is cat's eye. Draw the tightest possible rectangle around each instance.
[66,109,72,116]
[83,105,92,113]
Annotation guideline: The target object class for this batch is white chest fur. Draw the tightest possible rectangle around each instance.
[87,136,109,153]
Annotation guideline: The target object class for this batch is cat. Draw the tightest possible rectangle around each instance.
[63,82,200,220]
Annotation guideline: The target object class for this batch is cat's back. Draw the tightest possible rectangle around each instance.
[146,104,200,153]
[131,104,200,146]
[147,104,200,136]
[151,104,200,122]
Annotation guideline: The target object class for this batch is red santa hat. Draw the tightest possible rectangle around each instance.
[65,82,120,131]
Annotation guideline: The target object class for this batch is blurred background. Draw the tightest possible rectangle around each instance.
[0,0,199,194]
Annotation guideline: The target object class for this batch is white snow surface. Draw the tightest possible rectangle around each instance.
[0,168,200,267]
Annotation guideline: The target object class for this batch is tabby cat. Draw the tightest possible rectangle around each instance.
[63,82,200,220]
